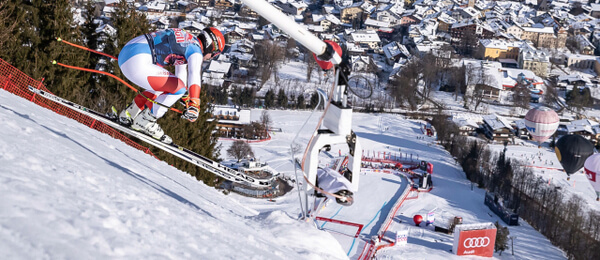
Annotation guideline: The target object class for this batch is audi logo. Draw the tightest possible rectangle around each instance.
[463,237,490,248]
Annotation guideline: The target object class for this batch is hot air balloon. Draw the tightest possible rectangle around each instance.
[413,215,423,226]
[584,154,600,201]
[555,135,595,180]
[524,107,559,146]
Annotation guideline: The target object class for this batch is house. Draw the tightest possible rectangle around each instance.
[450,19,495,50]
[202,58,233,87]
[178,21,204,35]
[591,4,600,19]
[481,114,514,142]
[212,105,251,138]
[349,30,381,51]
[140,1,166,13]
[513,119,530,140]
[350,55,371,72]
[274,0,308,16]
[575,34,596,55]
[400,13,422,27]
[437,13,457,33]
[150,16,170,30]
[364,18,391,30]
[518,47,549,77]
[340,4,364,24]
[451,114,482,136]
[559,119,599,142]
[382,41,410,65]
[226,27,247,44]
[520,26,567,49]
[477,39,522,60]
[464,60,504,101]
[376,5,404,27]
[566,54,597,70]
[214,0,234,9]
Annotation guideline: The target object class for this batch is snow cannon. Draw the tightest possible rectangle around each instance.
[413,215,423,226]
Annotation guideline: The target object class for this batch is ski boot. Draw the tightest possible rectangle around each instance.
[118,101,143,127]
[131,108,173,144]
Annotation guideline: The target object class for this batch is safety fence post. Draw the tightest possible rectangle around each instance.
[2,75,11,90]
[29,78,45,102]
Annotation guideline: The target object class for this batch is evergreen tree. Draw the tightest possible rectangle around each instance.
[229,85,241,105]
[103,0,151,110]
[264,89,275,108]
[76,1,102,106]
[494,221,510,255]
[276,88,288,108]
[160,91,220,185]
[0,1,18,52]
[2,0,88,98]
[240,87,255,107]
[297,93,306,109]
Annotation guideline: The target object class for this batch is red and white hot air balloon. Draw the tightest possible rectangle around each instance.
[584,154,600,201]
[524,107,559,144]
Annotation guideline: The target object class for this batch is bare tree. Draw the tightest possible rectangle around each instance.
[390,59,420,110]
[260,110,272,138]
[227,140,254,162]
[512,81,531,111]
[305,49,317,82]
[255,40,286,88]
[544,76,560,106]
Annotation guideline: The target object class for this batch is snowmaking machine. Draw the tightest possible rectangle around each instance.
[239,0,363,212]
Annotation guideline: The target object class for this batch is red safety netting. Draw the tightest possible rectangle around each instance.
[0,58,157,159]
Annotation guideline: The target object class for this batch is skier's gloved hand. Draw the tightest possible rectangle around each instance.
[182,98,200,122]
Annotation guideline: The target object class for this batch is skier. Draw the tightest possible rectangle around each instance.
[117,27,225,143]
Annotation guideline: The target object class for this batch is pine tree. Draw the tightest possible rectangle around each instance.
[297,93,306,109]
[2,0,88,95]
[76,1,102,106]
[264,89,275,108]
[103,0,151,110]
[159,91,220,185]
[276,88,288,108]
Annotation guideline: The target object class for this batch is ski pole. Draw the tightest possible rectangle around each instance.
[56,37,119,61]
[51,60,183,114]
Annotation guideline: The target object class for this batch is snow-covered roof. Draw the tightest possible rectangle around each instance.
[382,41,410,60]
[482,114,513,131]
[522,26,554,34]
[350,30,381,43]
[206,60,232,74]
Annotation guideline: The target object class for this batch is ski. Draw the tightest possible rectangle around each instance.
[28,86,275,187]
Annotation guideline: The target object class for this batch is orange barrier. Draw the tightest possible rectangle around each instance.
[0,58,158,159]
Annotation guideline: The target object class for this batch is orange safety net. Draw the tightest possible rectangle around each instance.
[0,58,158,159]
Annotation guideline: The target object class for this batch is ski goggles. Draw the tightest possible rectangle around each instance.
[208,36,221,58]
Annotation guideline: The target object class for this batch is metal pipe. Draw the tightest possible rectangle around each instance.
[239,0,341,64]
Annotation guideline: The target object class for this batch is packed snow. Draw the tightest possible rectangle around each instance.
[0,89,568,259]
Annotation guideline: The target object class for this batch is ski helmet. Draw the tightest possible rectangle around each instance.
[200,27,225,58]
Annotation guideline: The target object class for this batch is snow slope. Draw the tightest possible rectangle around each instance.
[0,90,346,259]
[0,88,567,259]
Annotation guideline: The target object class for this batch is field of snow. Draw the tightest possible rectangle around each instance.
[0,88,568,259]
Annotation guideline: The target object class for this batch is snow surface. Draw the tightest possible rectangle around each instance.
[0,89,567,259]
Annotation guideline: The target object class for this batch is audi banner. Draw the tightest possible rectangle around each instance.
[453,223,496,257]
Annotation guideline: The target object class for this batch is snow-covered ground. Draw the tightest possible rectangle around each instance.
[0,89,569,259]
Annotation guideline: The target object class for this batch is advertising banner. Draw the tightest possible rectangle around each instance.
[426,211,435,225]
[453,225,496,257]
[396,229,409,246]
